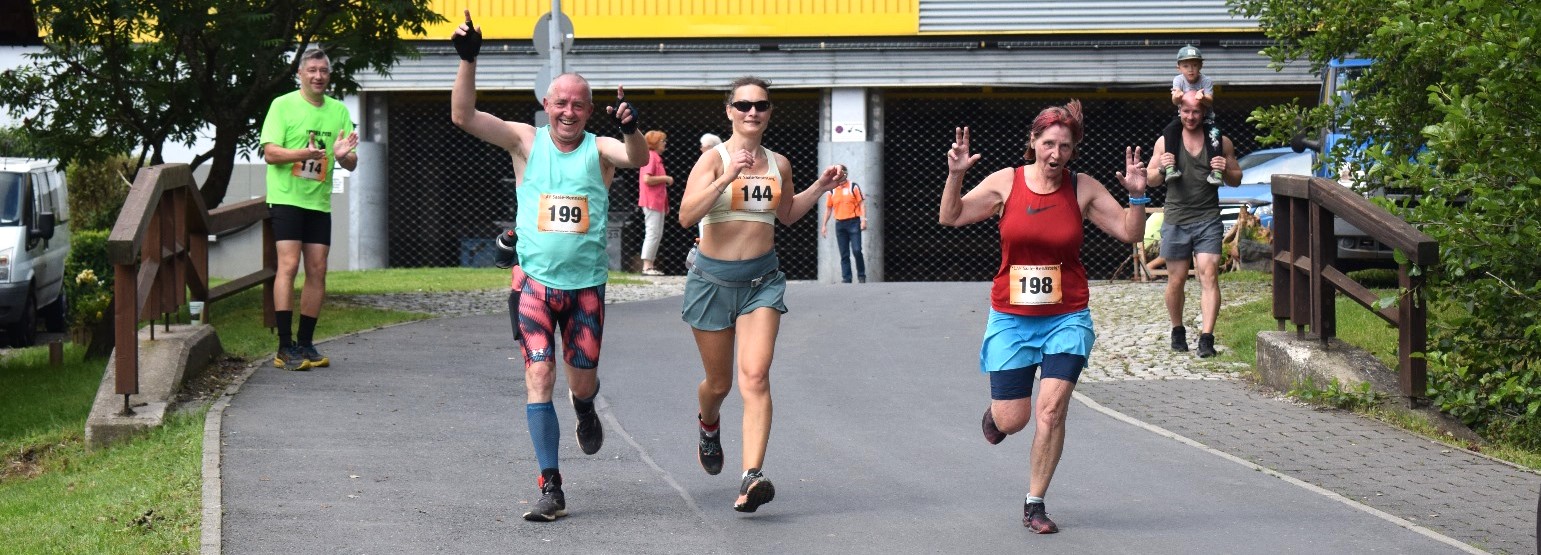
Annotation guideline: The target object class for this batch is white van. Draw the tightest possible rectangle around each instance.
[0,158,71,347]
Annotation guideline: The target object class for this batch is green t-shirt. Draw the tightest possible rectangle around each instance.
[260,90,355,213]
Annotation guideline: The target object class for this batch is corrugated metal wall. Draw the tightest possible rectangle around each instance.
[359,40,1311,91]
[918,0,1255,33]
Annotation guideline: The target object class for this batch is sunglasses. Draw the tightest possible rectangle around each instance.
[730,100,773,113]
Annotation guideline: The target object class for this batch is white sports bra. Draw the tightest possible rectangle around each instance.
[701,143,783,226]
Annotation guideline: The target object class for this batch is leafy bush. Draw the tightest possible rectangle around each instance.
[1234,0,1541,445]
[0,125,52,159]
[64,230,112,335]
[64,155,135,233]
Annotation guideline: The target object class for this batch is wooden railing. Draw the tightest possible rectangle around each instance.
[1270,174,1438,404]
[105,164,275,414]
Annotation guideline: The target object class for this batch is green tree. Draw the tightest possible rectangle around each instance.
[1233,0,1541,445]
[0,0,445,208]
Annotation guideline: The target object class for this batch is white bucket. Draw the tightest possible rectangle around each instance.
[189,301,205,324]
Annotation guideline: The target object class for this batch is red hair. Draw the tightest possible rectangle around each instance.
[1024,99,1084,163]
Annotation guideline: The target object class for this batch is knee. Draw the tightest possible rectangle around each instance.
[997,411,1029,435]
[525,365,556,391]
[1035,405,1067,431]
[701,375,733,398]
[737,367,770,397]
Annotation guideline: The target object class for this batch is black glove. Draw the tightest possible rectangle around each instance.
[612,98,638,135]
[453,17,482,62]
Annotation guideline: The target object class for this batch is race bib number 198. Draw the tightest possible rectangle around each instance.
[1009,264,1062,306]
[538,193,591,234]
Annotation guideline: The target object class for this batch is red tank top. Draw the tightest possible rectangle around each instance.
[990,167,1090,316]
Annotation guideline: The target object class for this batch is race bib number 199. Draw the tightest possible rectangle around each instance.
[730,175,780,212]
[538,193,591,234]
[1009,264,1062,306]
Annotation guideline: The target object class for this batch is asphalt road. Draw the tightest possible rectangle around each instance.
[220,281,1471,554]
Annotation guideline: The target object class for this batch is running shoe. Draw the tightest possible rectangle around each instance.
[981,406,1006,445]
[273,345,308,371]
[1171,326,1189,352]
[1197,333,1217,358]
[698,417,724,475]
[1024,501,1059,534]
[572,389,603,455]
[1207,170,1224,185]
[298,344,329,368]
[1163,166,1181,185]
[522,472,567,522]
[641,268,664,276]
[733,469,775,513]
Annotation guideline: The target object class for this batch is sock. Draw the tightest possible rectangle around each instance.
[699,414,720,436]
[539,467,562,489]
[572,380,599,415]
[275,310,293,348]
[527,402,560,472]
[1026,495,1045,505]
[298,315,318,346]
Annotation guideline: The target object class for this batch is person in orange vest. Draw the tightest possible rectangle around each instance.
[820,165,868,283]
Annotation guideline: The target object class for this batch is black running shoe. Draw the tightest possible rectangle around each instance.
[273,345,308,371]
[734,469,775,513]
[981,406,1006,445]
[572,388,603,455]
[1197,333,1217,358]
[1171,326,1189,352]
[522,472,567,522]
[698,416,723,475]
[1024,501,1059,534]
[298,344,329,368]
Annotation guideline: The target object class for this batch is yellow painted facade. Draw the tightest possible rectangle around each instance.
[426,0,919,39]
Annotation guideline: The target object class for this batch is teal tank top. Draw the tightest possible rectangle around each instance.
[516,126,608,289]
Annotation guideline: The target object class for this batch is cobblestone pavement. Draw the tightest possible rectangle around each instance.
[344,276,1535,554]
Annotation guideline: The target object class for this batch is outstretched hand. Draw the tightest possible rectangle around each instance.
[947,127,982,175]
[1115,146,1148,197]
[815,164,845,193]
[333,129,359,159]
[452,10,482,62]
[605,85,639,135]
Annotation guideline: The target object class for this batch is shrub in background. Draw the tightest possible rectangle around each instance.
[64,230,115,357]
[65,154,135,233]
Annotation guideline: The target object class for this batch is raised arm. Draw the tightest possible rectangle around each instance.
[1147,135,1170,185]
[679,148,735,228]
[1085,146,1149,244]
[780,158,841,226]
[938,127,1004,227]
[449,11,532,153]
[597,85,649,169]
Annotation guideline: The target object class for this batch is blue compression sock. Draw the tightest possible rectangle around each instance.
[527,402,560,471]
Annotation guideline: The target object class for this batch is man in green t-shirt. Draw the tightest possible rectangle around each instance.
[259,48,359,371]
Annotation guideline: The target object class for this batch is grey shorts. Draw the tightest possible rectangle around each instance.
[1159,218,1224,260]
[681,249,788,331]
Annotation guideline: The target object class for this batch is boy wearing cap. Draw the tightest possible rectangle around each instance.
[1160,45,1224,186]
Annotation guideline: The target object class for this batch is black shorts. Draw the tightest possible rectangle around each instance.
[269,204,332,245]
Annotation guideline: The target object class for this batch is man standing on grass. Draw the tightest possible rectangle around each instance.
[260,47,359,371]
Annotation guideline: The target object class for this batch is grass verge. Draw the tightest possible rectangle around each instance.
[1214,269,1541,471]
[1,267,672,552]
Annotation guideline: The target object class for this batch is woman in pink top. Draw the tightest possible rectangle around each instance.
[638,130,673,275]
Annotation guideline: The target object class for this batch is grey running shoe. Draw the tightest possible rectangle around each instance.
[1207,170,1224,185]
[1197,333,1217,358]
[982,406,1006,445]
[1164,166,1181,185]
[522,473,567,522]
[733,469,776,513]
[1171,326,1189,352]
[698,416,724,475]
[572,389,603,455]
[273,345,308,371]
[297,344,329,368]
[1024,501,1059,534]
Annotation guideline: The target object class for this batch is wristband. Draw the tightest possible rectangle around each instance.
[1128,195,1151,205]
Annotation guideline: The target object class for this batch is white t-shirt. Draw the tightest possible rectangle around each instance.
[1172,74,1214,96]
